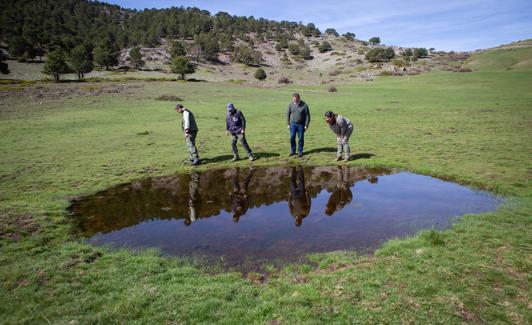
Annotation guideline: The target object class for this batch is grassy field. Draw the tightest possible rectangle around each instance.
[1,55,531,323]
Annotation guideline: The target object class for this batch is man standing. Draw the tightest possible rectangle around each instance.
[226,103,255,161]
[175,103,200,166]
[287,93,310,157]
[324,111,354,161]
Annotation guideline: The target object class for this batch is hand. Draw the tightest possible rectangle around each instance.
[226,130,230,136]
[304,126,308,131]
[241,130,245,134]
[184,132,189,138]
[287,125,290,129]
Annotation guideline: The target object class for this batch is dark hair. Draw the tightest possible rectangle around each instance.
[292,92,300,98]
[324,111,334,118]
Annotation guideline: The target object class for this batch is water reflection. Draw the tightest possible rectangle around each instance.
[326,166,356,216]
[289,166,311,227]
[231,168,252,223]
[69,165,500,269]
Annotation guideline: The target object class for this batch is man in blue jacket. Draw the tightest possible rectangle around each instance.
[226,103,255,161]
[287,93,310,157]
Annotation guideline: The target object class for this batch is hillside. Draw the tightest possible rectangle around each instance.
[0,0,469,85]
[465,39,532,70]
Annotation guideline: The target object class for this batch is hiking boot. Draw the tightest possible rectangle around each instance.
[248,155,256,161]
[298,153,303,158]
[231,155,240,162]
[334,156,342,162]
[343,156,350,162]
[289,152,295,156]
[192,159,201,166]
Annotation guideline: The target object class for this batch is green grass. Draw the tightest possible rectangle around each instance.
[1,66,531,323]
[467,46,532,70]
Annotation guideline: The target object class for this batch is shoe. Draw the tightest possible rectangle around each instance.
[192,159,201,166]
[334,156,342,162]
[289,152,295,156]
[231,156,240,162]
[297,153,303,158]
[343,156,350,162]
[248,155,256,161]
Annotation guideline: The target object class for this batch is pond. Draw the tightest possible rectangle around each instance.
[69,166,500,271]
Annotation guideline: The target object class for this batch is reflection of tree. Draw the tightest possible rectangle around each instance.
[231,168,253,223]
[71,166,391,235]
[326,166,353,216]
[289,166,311,227]
[184,172,201,226]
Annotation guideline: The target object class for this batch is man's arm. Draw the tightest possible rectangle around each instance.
[183,111,190,133]
[239,110,246,132]
[305,105,310,128]
[287,104,291,127]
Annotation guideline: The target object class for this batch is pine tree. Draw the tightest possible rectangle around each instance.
[68,45,93,81]
[43,50,68,82]
[171,55,195,80]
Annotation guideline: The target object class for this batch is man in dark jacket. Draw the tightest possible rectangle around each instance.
[226,103,255,161]
[175,103,200,166]
[287,93,310,157]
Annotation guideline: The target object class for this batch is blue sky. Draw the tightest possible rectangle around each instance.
[106,0,532,51]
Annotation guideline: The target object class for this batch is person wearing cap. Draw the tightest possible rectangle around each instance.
[175,103,200,166]
[324,111,354,161]
[226,103,255,161]
[287,93,310,157]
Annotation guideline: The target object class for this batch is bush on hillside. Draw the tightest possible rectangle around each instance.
[254,68,267,80]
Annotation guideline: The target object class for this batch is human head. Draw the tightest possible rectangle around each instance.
[324,111,335,124]
[292,93,300,104]
[295,216,303,227]
[227,103,236,113]
[175,103,185,113]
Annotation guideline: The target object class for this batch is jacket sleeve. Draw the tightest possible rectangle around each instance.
[239,110,246,130]
[226,114,229,131]
[183,111,190,131]
[305,105,310,127]
[287,104,291,126]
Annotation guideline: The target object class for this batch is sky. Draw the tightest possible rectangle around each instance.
[105,0,532,51]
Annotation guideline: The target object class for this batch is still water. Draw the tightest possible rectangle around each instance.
[69,166,500,270]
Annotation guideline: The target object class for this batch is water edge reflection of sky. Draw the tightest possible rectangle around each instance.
[69,166,500,270]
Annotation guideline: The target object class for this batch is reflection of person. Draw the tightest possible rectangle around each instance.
[324,111,353,162]
[230,168,253,222]
[325,166,353,216]
[184,172,201,226]
[226,103,256,162]
[287,93,310,158]
[175,103,200,166]
[288,166,311,226]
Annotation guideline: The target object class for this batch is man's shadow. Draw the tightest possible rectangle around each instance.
[304,148,375,161]
[201,152,280,164]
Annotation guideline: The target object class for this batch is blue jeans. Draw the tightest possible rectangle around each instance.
[289,123,305,155]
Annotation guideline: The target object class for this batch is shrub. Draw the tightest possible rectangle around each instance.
[413,48,429,58]
[319,42,332,53]
[325,28,339,36]
[369,37,380,45]
[365,47,395,62]
[254,68,267,80]
[278,76,291,84]
[342,32,355,41]
[300,46,312,60]
[328,85,337,92]
[288,43,300,55]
